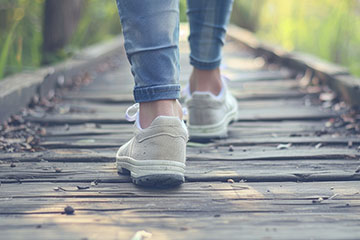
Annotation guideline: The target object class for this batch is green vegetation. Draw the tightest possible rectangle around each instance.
[0,0,44,79]
[231,0,265,32]
[179,0,188,22]
[233,0,360,76]
[0,0,120,79]
[69,0,121,48]
[0,0,359,79]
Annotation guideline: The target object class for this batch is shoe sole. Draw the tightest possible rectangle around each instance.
[116,157,185,188]
[187,107,238,139]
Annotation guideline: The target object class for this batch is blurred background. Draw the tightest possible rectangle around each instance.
[0,0,359,80]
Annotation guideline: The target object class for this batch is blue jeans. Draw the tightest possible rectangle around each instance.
[116,0,233,103]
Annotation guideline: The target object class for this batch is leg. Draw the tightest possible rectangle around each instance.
[115,0,188,187]
[116,0,182,128]
[186,0,234,94]
[185,0,237,139]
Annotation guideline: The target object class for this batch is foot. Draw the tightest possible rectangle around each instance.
[116,100,188,188]
[185,68,238,139]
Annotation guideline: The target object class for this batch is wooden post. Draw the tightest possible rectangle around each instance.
[42,0,84,63]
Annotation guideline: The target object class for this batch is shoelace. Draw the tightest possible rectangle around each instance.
[125,103,139,122]
[125,102,188,123]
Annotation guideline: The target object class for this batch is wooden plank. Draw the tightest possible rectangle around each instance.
[329,74,360,108]
[1,215,359,240]
[235,78,299,90]
[1,24,360,240]
[63,89,307,103]
[39,118,341,149]
[0,72,45,123]
[1,181,359,213]
[44,123,133,137]
[63,93,135,104]
[1,145,359,163]
[0,181,359,240]
[213,136,360,147]
[25,105,336,125]
[1,156,359,183]
[38,135,360,149]
[42,98,308,115]
[0,36,125,123]
[1,181,359,199]
[64,78,303,103]
[223,69,295,82]
[43,120,327,138]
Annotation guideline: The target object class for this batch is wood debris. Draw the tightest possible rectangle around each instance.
[63,206,75,215]
[315,143,322,149]
[227,179,235,183]
[228,145,234,152]
[312,197,324,204]
[277,143,291,150]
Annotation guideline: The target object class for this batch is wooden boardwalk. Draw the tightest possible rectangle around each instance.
[1,29,360,240]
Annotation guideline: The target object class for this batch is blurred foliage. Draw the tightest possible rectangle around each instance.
[46,0,121,64]
[70,0,121,48]
[0,0,121,79]
[179,0,187,22]
[0,0,359,79]
[233,0,360,77]
[0,0,44,79]
[231,0,265,32]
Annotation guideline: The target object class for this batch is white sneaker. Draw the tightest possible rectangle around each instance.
[185,77,238,139]
[116,104,188,187]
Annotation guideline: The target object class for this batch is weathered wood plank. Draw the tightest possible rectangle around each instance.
[38,135,360,149]
[329,74,360,108]
[63,89,307,103]
[1,24,359,240]
[1,157,359,183]
[0,36,125,123]
[64,78,303,103]
[37,98,310,117]
[0,214,359,240]
[0,181,359,240]
[1,146,359,163]
[25,105,336,125]
[1,181,359,211]
[2,181,359,198]
[223,69,295,82]
[43,120,328,138]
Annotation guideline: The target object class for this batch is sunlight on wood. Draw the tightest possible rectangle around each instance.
[223,56,265,71]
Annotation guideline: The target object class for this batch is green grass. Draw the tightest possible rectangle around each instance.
[0,0,121,80]
[242,0,360,77]
[0,22,17,79]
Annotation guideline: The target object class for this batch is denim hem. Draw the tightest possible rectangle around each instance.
[133,84,181,103]
[190,57,221,70]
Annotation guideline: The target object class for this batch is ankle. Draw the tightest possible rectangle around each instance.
[139,100,182,129]
[189,67,222,95]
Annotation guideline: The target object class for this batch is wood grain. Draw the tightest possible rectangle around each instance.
[1,25,359,240]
